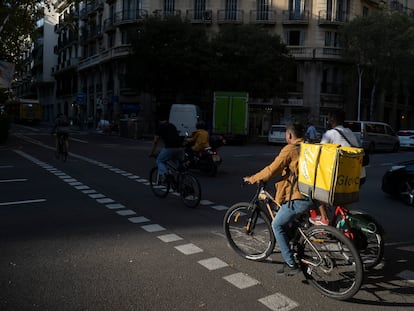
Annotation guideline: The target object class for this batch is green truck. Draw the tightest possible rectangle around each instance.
[212,91,249,144]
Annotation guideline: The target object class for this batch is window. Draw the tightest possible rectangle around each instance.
[257,0,270,20]
[289,0,306,19]
[285,30,303,45]
[194,0,206,19]
[225,0,238,20]
[164,0,175,15]
[325,31,340,47]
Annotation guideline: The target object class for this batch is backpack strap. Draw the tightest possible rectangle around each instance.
[334,128,357,148]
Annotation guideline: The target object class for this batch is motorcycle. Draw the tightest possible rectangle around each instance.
[184,134,225,176]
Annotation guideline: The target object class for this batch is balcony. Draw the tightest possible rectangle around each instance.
[318,10,348,26]
[78,45,132,71]
[152,9,181,18]
[186,9,213,24]
[217,10,244,24]
[249,10,277,24]
[114,9,149,26]
[287,46,343,60]
[282,10,309,25]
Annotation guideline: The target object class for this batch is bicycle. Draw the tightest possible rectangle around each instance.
[223,181,364,301]
[149,159,202,208]
[314,204,385,270]
[55,133,68,162]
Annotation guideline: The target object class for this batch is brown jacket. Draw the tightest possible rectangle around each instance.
[248,138,305,205]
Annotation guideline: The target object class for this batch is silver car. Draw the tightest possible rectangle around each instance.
[397,129,414,149]
[267,125,286,145]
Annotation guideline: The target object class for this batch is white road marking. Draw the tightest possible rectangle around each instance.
[198,257,228,271]
[88,193,105,199]
[75,185,90,190]
[175,243,203,255]
[211,205,229,211]
[141,224,166,233]
[96,198,115,204]
[157,233,183,243]
[82,189,97,194]
[397,270,414,284]
[70,137,88,143]
[223,272,260,289]
[0,179,27,183]
[258,293,299,311]
[128,216,150,224]
[0,199,46,206]
[200,200,214,205]
[0,165,14,168]
[116,209,136,216]
[106,203,125,209]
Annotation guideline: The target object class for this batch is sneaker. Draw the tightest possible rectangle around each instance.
[309,215,329,226]
[276,263,300,276]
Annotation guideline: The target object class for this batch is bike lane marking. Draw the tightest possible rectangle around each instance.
[13,140,301,310]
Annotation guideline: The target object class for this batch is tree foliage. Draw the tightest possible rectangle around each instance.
[127,18,293,103]
[209,24,294,99]
[0,1,47,68]
[341,11,414,119]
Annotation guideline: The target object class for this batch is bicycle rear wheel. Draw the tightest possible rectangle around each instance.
[61,140,68,162]
[348,210,384,270]
[149,167,170,198]
[298,225,364,300]
[179,172,201,208]
[223,202,275,261]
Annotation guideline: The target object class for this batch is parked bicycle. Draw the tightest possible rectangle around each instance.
[223,181,364,300]
[312,204,385,270]
[149,159,201,208]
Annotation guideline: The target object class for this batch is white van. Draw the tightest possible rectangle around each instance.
[169,104,201,137]
[344,120,400,153]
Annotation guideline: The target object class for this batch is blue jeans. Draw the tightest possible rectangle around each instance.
[156,148,183,175]
[272,199,312,266]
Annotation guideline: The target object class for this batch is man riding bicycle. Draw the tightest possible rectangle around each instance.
[244,123,312,276]
[52,113,70,156]
[149,110,183,182]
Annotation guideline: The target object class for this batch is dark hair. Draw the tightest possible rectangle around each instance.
[286,122,304,138]
[328,110,345,125]
[196,120,206,130]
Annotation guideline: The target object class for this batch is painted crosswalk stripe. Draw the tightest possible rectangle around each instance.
[175,243,203,255]
[89,193,105,199]
[157,233,183,243]
[200,200,214,205]
[258,293,299,311]
[223,272,259,289]
[198,257,228,271]
[96,198,115,204]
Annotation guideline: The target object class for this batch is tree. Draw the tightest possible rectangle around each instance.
[0,1,47,67]
[341,11,414,120]
[126,16,211,107]
[209,24,294,99]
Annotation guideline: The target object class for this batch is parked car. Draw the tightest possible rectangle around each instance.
[344,120,400,153]
[382,160,414,206]
[267,124,286,144]
[397,129,414,149]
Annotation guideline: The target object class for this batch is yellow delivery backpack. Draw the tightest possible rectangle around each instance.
[298,143,364,205]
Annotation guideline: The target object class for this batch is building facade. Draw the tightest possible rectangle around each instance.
[13,0,414,135]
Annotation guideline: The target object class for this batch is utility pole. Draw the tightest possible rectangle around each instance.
[357,64,364,121]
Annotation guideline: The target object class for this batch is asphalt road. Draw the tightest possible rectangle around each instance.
[1,125,413,311]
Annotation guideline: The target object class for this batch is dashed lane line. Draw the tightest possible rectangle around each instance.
[223,272,260,289]
[258,293,299,311]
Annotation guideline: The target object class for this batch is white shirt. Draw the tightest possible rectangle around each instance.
[320,125,360,147]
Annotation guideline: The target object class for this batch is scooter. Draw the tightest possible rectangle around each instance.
[184,134,225,176]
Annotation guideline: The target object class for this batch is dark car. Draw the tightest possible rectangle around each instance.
[382,160,414,205]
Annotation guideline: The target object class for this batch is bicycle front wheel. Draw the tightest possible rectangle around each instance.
[223,202,275,261]
[179,172,201,208]
[149,167,170,198]
[298,225,364,301]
